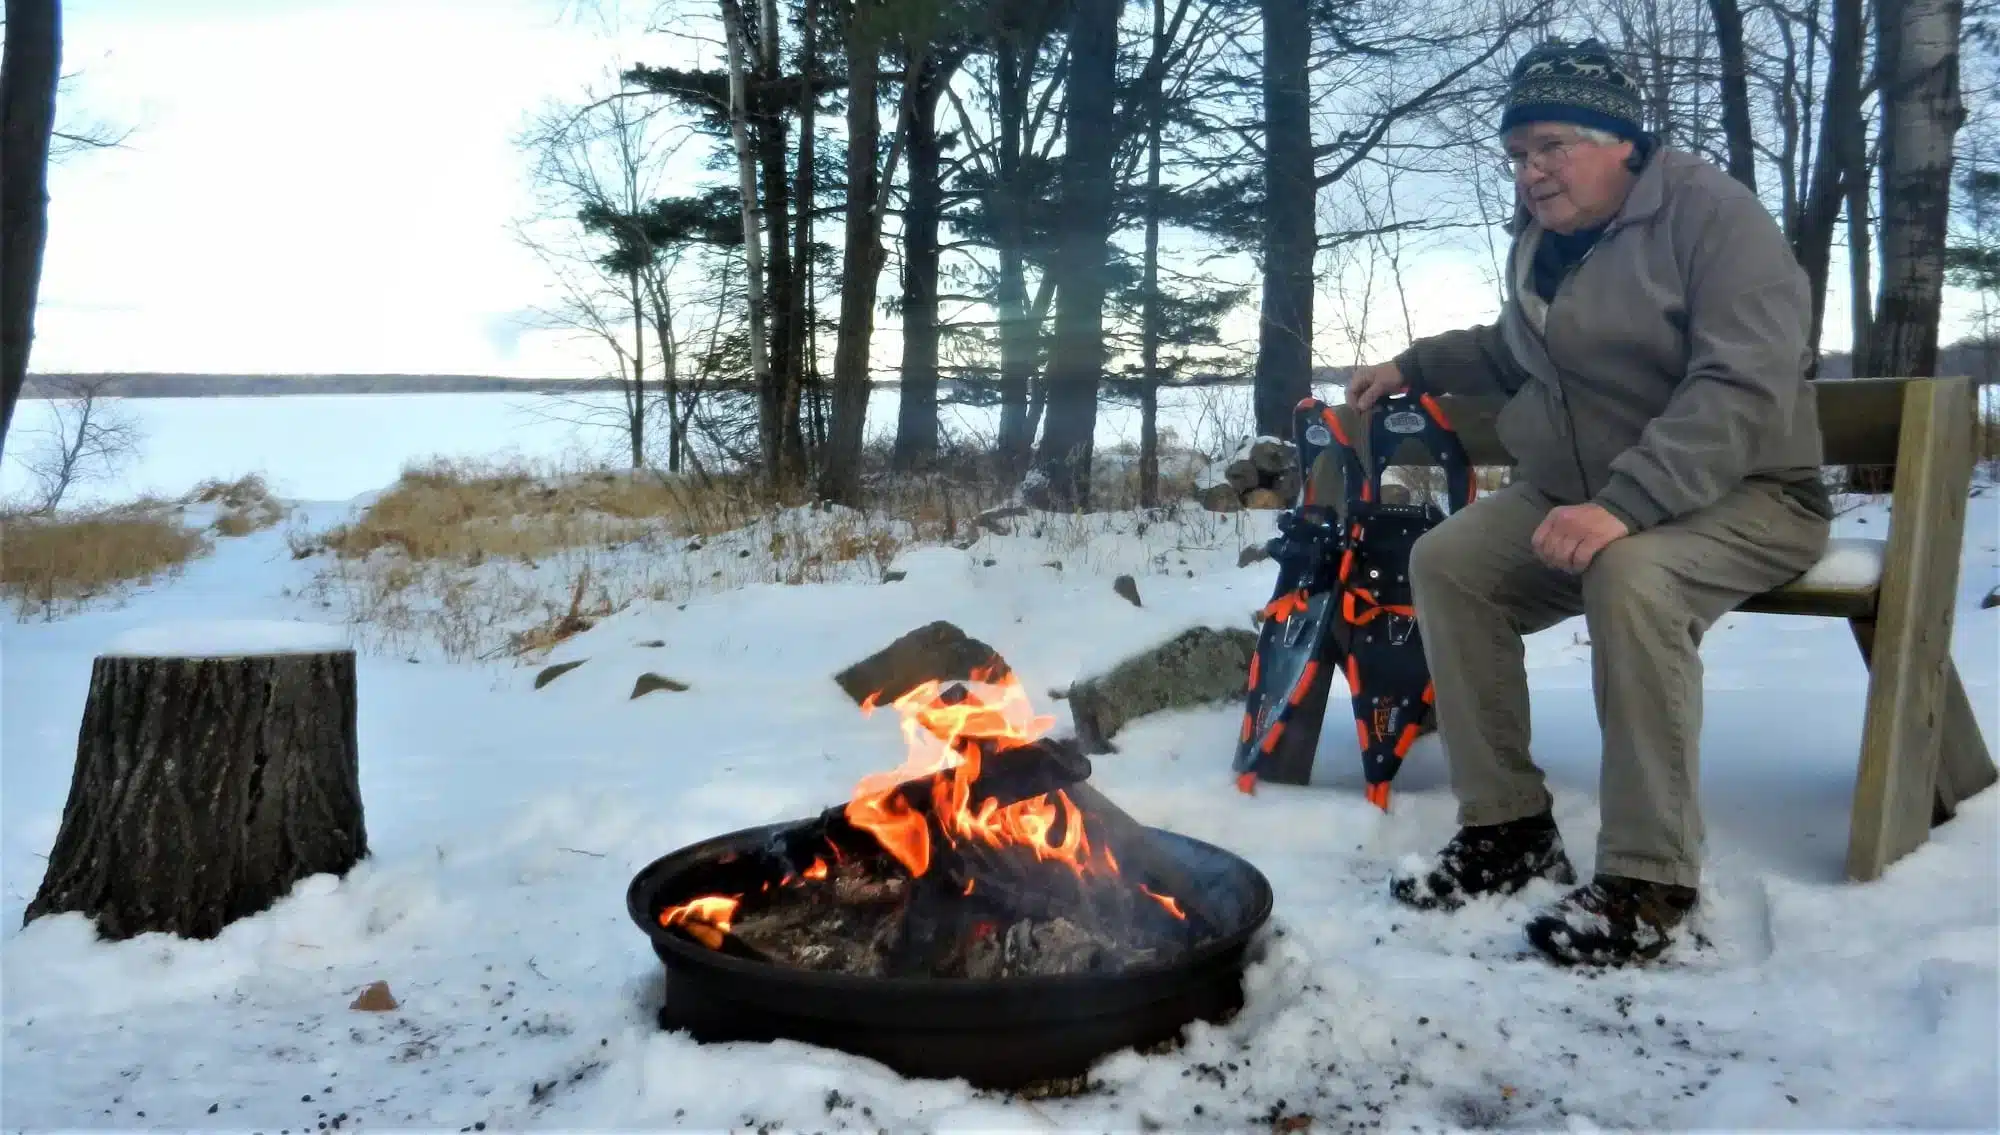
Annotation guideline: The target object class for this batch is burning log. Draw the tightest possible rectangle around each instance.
[756,732,1093,878]
[1056,782,1224,939]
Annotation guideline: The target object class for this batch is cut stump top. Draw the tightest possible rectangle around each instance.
[101,619,353,659]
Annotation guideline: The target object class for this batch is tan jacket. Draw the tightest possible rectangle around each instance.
[1394,147,1830,531]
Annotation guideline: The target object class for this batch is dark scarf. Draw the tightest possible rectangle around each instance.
[1530,224,1606,301]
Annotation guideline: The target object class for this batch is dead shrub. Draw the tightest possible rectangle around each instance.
[1,504,211,617]
[192,474,287,536]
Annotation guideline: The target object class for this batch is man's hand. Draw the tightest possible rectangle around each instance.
[1346,362,1407,412]
[1532,503,1629,573]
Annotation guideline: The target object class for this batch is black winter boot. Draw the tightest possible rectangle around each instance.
[1389,811,1576,911]
[1523,874,1699,966]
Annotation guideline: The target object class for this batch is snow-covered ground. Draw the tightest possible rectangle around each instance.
[3,485,1996,1131]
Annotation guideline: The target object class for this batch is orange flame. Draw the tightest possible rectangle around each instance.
[1140,885,1187,920]
[844,667,1121,880]
[659,894,740,949]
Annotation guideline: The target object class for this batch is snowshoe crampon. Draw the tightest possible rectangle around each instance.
[1232,391,1477,809]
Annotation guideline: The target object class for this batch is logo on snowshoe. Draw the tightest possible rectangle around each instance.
[1384,410,1426,435]
[1305,423,1332,447]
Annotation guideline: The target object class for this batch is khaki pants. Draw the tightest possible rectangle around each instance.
[1408,478,1830,888]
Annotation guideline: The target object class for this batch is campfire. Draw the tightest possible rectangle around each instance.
[653,666,1226,980]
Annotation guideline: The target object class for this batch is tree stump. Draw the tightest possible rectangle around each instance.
[24,622,368,940]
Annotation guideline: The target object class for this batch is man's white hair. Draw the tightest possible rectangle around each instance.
[1567,124,1628,146]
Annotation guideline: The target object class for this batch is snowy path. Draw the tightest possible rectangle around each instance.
[3,493,1996,1131]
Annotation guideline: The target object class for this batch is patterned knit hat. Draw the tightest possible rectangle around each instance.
[1498,38,1646,142]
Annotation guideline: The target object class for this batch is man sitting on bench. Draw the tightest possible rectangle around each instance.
[1345,38,1833,966]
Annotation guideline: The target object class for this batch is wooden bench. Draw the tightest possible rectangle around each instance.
[1316,374,1996,883]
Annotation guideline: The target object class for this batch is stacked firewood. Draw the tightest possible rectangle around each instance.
[1196,438,1302,512]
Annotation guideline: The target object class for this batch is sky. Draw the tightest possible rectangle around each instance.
[21,0,1982,381]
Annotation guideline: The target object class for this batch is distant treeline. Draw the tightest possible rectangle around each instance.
[21,344,1991,401]
[18,369,1288,399]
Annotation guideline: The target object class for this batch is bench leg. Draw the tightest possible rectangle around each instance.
[1843,377,1978,883]
[1850,619,1997,829]
[1934,657,1999,820]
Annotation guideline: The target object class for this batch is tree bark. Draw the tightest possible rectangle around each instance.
[820,4,885,505]
[789,0,818,476]
[1848,156,1875,369]
[756,23,801,487]
[24,649,368,941]
[1253,0,1314,440]
[994,39,1037,477]
[1,0,61,466]
[1793,0,1866,363]
[722,0,772,467]
[1138,0,1167,508]
[1029,0,1119,509]
[893,56,949,472]
[629,266,647,467]
[1708,0,1758,193]
[1866,0,1966,378]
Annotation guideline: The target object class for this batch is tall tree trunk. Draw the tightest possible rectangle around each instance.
[1793,0,1865,363]
[1138,0,1167,509]
[789,0,818,475]
[1708,0,1758,192]
[893,56,949,472]
[820,4,885,505]
[721,0,772,465]
[757,55,799,488]
[1029,0,1118,509]
[994,40,1036,476]
[1866,0,1965,377]
[1848,158,1875,370]
[654,282,684,474]
[0,0,61,465]
[1254,0,1313,439]
[629,266,647,467]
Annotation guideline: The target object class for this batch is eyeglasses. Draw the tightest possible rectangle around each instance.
[1500,136,1581,178]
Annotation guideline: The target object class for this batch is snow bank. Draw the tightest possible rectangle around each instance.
[103,619,352,658]
[0,487,1993,1132]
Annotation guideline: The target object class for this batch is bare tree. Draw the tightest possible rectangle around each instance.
[15,375,143,514]
[49,71,135,162]
[516,41,722,469]
[1,0,63,465]
[1710,0,1760,189]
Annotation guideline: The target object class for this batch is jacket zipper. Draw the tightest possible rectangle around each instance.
[1546,237,1605,502]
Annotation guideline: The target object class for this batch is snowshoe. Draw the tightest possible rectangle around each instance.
[1333,392,1476,809]
[1231,397,1357,792]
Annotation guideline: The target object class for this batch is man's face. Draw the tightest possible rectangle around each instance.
[1504,123,1636,233]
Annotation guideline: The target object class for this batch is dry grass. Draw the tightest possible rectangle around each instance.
[312,456,766,564]
[192,474,287,536]
[1,503,211,618]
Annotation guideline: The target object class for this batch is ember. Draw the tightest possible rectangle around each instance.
[655,668,1225,979]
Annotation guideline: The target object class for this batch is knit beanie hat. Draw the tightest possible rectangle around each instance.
[1498,38,1647,142]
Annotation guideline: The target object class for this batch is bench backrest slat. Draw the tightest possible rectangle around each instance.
[1345,375,1945,469]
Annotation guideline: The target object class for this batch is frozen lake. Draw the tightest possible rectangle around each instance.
[1,383,1278,508]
